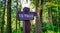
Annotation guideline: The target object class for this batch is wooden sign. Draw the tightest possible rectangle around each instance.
[17,7,37,33]
[17,12,36,20]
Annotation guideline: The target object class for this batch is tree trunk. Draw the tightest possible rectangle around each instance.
[58,12,60,33]
[35,0,43,33]
[35,6,40,33]
[39,0,43,33]
[7,0,12,33]
[35,6,42,33]
[16,0,18,32]
[39,10,43,33]
[1,0,6,33]
[48,7,53,25]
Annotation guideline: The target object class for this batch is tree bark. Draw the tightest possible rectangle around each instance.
[7,0,12,33]
[48,7,53,25]
[39,0,43,33]
[39,10,43,33]
[1,0,6,33]
[35,6,40,33]
[35,0,43,33]
[16,0,18,32]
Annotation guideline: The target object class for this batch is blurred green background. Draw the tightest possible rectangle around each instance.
[0,0,60,33]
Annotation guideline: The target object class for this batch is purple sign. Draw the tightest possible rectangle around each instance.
[17,12,36,20]
[17,7,37,20]
[18,13,34,20]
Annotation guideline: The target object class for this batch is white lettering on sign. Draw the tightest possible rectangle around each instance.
[19,14,23,17]
[18,14,33,18]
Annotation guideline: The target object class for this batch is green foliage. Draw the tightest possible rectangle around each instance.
[12,30,17,33]
[30,0,39,6]
[0,0,60,33]
[0,1,3,8]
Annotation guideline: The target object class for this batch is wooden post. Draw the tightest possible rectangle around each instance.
[24,20,30,33]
